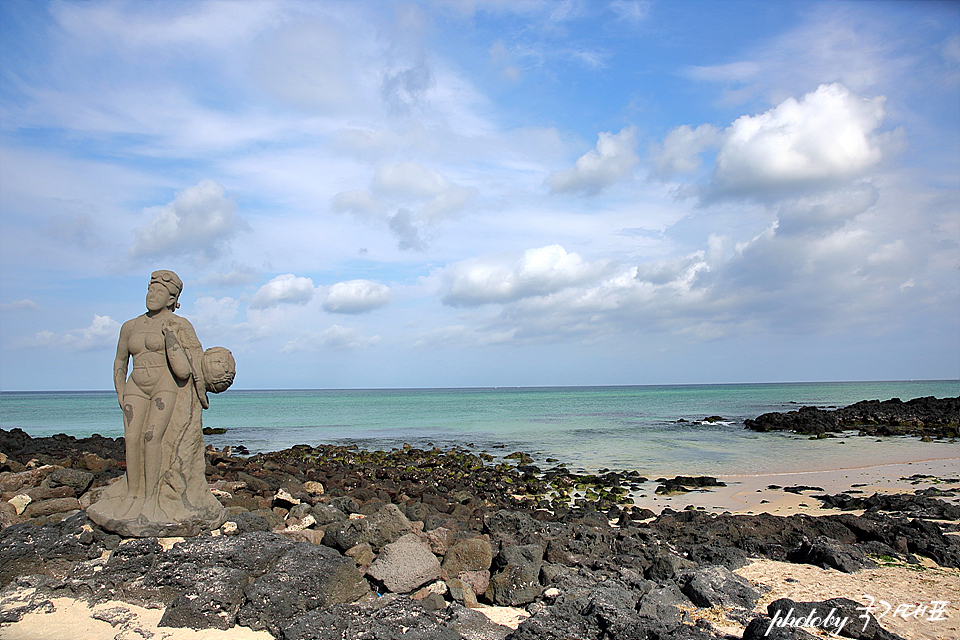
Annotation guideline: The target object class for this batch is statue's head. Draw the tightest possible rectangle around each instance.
[147,270,183,312]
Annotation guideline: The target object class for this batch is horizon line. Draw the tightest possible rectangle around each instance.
[2,378,957,394]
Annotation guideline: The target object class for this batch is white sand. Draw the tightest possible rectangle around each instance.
[631,457,960,516]
[736,559,959,640]
[0,593,273,640]
[0,592,530,639]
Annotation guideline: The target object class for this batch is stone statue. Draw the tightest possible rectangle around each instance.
[87,270,234,537]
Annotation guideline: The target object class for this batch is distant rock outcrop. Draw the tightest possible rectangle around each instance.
[744,396,959,438]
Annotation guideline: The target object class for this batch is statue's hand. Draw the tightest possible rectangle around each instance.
[163,327,181,350]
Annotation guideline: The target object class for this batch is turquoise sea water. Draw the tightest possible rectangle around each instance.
[2,381,958,476]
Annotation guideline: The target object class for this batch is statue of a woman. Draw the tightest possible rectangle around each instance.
[87,270,228,537]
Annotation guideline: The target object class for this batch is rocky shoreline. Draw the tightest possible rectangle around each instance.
[1,423,959,639]
[744,396,960,439]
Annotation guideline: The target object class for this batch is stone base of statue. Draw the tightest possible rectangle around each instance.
[87,499,224,537]
[87,454,227,537]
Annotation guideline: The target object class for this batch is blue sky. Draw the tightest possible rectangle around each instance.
[1,0,958,391]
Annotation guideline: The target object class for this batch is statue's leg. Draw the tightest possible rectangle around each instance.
[142,388,177,520]
[117,392,149,518]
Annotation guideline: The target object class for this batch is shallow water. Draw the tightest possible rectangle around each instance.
[2,380,957,476]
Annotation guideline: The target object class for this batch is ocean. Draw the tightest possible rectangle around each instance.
[2,381,958,477]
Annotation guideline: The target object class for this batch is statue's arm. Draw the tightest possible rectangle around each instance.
[163,322,193,380]
[114,321,132,406]
[172,317,210,409]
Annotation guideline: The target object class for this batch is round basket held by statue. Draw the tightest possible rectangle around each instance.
[202,347,235,394]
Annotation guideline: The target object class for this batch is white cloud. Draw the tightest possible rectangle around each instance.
[442,244,608,306]
[0,299,41,312]
[334,161,478,251]
[547,126,639,195]
[322,325,381,350]
[130,180,246,260]
[388,209,428,252]
[323,280,392,314]
[372,162,479,219]
[198,266,256,288]
[774,184,879,237]
[649,124,719,179]
[609,1,651,24]
[374,162,450,199]
[249,274,316,309]
[686,61,762,83]
[19,315,120,351]
[189,296,240,330]
[332,189,382,218]
[252,19,366,115]
[282,325,381,352]
[710,84,887,198]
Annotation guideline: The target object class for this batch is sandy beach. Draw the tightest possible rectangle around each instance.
[635,456,960,516]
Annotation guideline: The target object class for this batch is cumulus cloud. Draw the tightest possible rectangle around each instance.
[19,315,120,351]
[547,126,639,195]
[249,274,315,309]
[710,83,887,198]
[649,124,719,179]
[323,280,392,314]
[442,245,608,306]
[130,180,246,260]
[0,299,41,312]
[774,183,879,237]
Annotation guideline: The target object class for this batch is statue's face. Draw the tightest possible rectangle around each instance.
[146,282,175,312]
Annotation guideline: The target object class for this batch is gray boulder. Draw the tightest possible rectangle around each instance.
[45,468,94,495]
[647,550,697,581]
[367,533,441,593]
[678,564,760,609]
[158,566,248,630]
[441,537,492,578]
[0,512,104,588]
[322,504,414,552]
[155,531,296,577]
[309,503,347,527]
[788,536,877,573]
[487,543,543,606]
[238,543,370,636]
[635,582,687,626]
